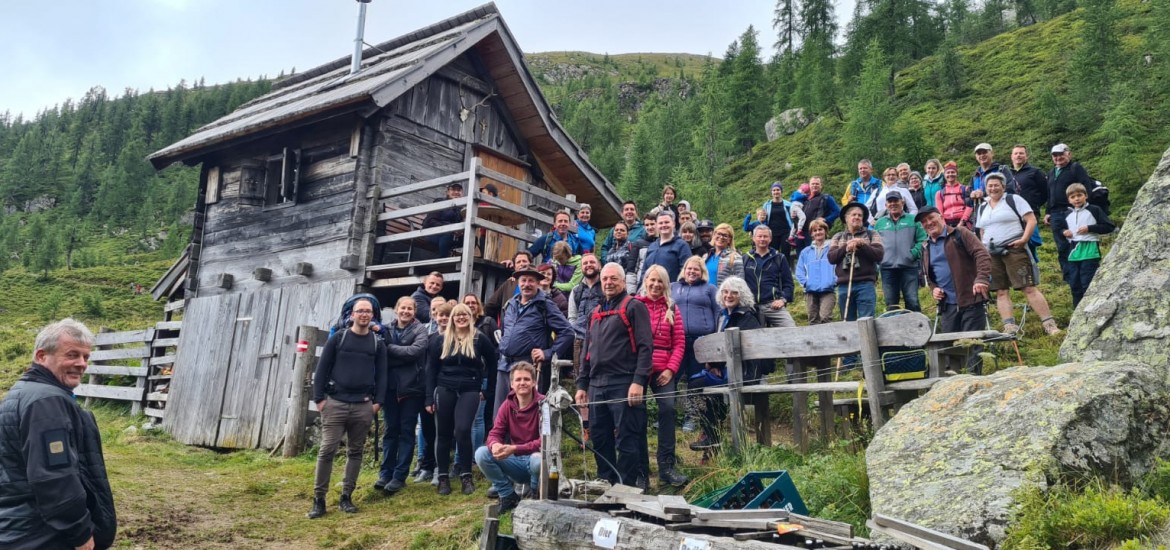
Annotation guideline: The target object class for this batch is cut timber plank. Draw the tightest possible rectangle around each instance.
[146,392,169,402]
[164,299,186,313]
[94,330,149,346]
[365,256,461,275]
[885,378,944,391]
[657,495,694,516]
[626,500,688,522]
[152,338,181,348]
[91,347,150,361]
[690,517,779,530]
[733,531,776,541]
[867,520,985,550]
[73,385,143,401]
[149,355,176,366]
[154,321,183,331]
[85,365,148,377]
[144,407,165,419]
[789,513,853,538]
[738,382,863,394]
[872,514,989,550]
[693,509,791,521]
[694,312,932,363]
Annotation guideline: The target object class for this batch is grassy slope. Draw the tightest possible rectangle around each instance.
[526,51,714,80]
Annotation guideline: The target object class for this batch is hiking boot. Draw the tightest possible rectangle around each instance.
[339,493,358,514]
[437,475,452,496]
[1042,318,1062,336]
[659,467,690,487]
[413,469,433,483]
[487,486,500,499]
[689,434,719,451]
[461,475,476,495]
[307,497,326,519]
[498,491,522,513]
[1002,322,1020,336]
[383,479,405,494]
[634,475,649,493]
[374,476,392,491]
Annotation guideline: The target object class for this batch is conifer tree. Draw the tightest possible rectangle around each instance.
[1068,0,1123,132]
[842,41,898,169]
[1093,83,1144,188]
[726,26,768,153]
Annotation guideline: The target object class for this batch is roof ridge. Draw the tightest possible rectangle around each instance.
[273,2,499,91]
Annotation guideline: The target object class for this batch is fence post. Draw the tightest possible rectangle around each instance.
[284,325,321,457]
[858,317,887,429]
[724,328,746,453]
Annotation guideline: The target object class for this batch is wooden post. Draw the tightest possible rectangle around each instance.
[284,325,321,457]
[724,328,746,453]
[857,317,887,429]
[132,330,149,416]
[479,503,500,550]
[815,356,835,441]
[754,393,771,447]
[459,158,480,298]
[788,360,806,451]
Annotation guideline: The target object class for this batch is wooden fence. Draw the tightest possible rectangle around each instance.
[694,313,1008,451]
[76,321,182,417]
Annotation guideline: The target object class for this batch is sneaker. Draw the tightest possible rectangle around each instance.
[689,434,719,451]
[413,469,433,483]
[659,467,690,487]
[383,479,405,494]
[307,497,326,519]
[1002,322,1020,336]
[431,470,443,487]
[487,486,500,499]
[1042,318,1062,336]
[437,476,452,496]
[498,492,522,513]
[461,475,476,495]
[681,417,698,433]
[374,476,392,491]
[339,493,358,514]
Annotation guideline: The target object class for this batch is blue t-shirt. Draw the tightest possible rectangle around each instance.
[928,229,958,305]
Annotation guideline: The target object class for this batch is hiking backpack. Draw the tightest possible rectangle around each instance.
[587,296,638,357]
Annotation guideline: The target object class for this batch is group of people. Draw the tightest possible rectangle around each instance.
[307,141,1114,518]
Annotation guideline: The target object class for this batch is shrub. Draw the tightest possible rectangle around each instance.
[81,292,105,318]
[1004,481,1170,549]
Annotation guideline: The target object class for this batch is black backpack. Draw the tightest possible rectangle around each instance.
[1089,181,1111,215]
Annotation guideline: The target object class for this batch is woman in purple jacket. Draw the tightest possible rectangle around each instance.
[671,255,720,433]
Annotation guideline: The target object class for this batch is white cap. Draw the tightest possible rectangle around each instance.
[974,142,992,153]
[1051,143,1070,154]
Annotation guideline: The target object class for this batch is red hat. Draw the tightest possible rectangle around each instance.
[943,161,958,172]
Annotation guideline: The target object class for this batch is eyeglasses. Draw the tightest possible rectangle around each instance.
[453,313,471,318]
[353,310,374,315]
[715,233,731,240]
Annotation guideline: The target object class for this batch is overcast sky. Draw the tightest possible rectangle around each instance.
[0,0,855,119]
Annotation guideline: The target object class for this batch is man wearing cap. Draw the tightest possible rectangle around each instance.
[916,206,992,373]
[1045,143,1095,278]
[874,193,926,312]
[600,201,647,259]
[694,220,715,257]
[760,182,796,260]
[574,203,596,254]
[970,143,1017,201]
[495,267,573,403]
[828,202,884,320]
[422,182,466,256]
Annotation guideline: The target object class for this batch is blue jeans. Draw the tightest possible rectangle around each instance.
[474,446,541,498]
[381,395,427,482]
[837,281,877,321]
[880,267,921,312]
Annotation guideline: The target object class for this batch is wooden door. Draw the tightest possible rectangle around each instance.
[475,149,530,264]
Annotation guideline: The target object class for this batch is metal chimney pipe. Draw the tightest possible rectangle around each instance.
[351,0,372,75]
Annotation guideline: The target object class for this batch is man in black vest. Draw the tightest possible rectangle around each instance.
[1044,143,1095,280]
[0,319,117,550]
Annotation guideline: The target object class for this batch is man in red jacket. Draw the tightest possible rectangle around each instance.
[474,362,543,513]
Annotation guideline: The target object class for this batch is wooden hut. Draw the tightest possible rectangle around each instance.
[148,3,622,449]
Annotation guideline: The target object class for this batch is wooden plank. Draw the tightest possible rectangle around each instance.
[691,517,777,530]
[476,165,579,211]
[872,513,989,550]
[734,381,863,394]
[144,407,165,419]
[374,222,464,244]
[85,365,148,377]
[376,197,464,221]
[94,330,149,346]
[164,299,186,313]
[926,330,1007,344]
[858,318,887,429]
[73,384,143,401]
[476,218,538,244]
[216,287,284,449]
[152,338,181,348]
[90,347,150,361]
[692,509,791,521]
[154,321,183,331]
[149,355,176,366]
[694,312,933,364]
[365,256,461,274]
[657,495,693,516]
[164,293,241,446]
[625,500,688,522]
[147,392,169,402]
[867,521,970,550]
[885,378,944,391]
[476,193,555,227]
[380,171,472,198]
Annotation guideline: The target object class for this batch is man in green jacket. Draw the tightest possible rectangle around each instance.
[874,193,927,312]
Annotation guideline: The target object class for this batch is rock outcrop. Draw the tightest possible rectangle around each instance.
[1061,147,1170,367]
[867,361,1170,548]
[764,108,810,141]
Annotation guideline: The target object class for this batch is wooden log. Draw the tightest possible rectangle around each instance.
[511,500,796,549]
[284,325,322,457]
[725,328,746,453]
[73,385,144,402]
[788,513,854,538]
[857,317,887,429]
[84,365,148,377]
[871,513,990,550]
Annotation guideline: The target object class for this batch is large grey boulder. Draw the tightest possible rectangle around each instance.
[867,361,1170,548]
[1061,147,1170,366]
[764,108,810,141]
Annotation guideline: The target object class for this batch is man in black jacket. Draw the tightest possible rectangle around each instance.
[576,263,654,488]
[1044,143,1095,280]
[423,182,465,256]
[309,298,387,518]
[0,319,117,550]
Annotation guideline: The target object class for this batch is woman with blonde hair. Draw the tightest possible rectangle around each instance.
[425,303,498,496]
[635,264,688,487]
[704,223,744,287]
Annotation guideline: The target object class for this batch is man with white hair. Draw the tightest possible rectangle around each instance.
[0,319,117,550]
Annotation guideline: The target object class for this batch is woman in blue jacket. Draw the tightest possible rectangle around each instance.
[672,256,720,433]
[795,219,837,325]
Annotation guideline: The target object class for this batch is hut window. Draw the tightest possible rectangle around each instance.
[263,147,301,206]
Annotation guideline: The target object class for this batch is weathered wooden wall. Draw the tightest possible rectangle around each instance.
[163,279,354,448]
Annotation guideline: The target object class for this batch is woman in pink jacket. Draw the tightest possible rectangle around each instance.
[636,264,689,487]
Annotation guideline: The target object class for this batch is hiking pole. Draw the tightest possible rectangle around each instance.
[833,251,857,382]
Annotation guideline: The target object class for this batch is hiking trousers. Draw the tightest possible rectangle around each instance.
[314,397,374,498]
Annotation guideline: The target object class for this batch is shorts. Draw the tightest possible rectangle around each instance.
[989,247,1036,290]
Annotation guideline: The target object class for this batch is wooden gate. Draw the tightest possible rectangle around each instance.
[163,278,355,448]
